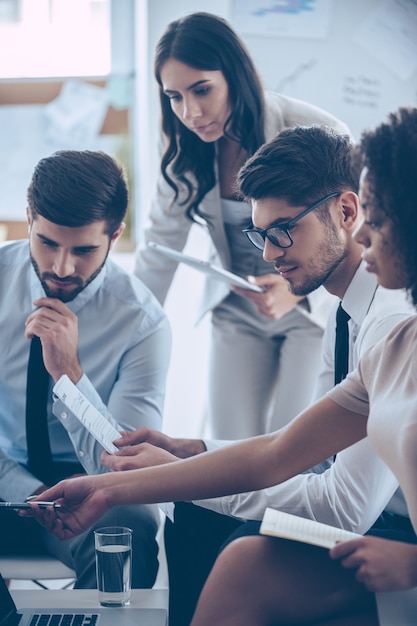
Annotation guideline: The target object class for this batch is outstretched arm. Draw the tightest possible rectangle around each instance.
[29,397,367,539]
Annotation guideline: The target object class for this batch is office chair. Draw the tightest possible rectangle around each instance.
[0,554,75,590]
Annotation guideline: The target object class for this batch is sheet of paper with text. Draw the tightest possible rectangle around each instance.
[53,375,120,453]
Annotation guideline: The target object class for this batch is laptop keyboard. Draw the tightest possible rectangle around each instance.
[29,615,99,626]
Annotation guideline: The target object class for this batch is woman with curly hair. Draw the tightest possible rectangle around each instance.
[134,11,351,440]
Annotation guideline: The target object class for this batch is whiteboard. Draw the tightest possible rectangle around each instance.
[230,0,417,140]
[148,0,417,140]
[140,0,417,217]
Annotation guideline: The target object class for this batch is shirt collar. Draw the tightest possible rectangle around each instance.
[341,261,378,328]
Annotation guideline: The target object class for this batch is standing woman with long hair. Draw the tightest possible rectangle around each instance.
[134,12,351,439]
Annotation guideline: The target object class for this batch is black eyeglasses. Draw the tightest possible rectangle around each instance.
[242,192,341,251]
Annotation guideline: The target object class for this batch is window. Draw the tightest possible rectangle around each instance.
[0,0,137,249]
[0,0,110,78]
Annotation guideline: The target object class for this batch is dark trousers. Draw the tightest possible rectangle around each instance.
[366,510,417,543]
[164,502,416,626]
[164,502,256,626]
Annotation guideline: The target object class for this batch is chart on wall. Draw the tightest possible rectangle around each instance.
[232,0,334,38]
[231,0,417,140]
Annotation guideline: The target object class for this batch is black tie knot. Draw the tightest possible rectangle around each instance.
[336,303,350,326]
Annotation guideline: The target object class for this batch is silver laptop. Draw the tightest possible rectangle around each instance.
[0,572,167,626]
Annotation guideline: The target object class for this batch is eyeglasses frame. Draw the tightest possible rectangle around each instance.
[242,192,342,250]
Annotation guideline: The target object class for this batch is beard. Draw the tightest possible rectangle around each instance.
[279,223,348,296]
[287,256,346,296]
[30,253,108,303]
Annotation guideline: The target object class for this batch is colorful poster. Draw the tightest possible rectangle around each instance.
[231,0,333,38]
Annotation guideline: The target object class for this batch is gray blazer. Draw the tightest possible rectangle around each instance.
[134,91,351,321]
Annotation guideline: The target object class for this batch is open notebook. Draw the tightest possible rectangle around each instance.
[0,571,167,626]
[260,507,360,549]
[260,508,417,625]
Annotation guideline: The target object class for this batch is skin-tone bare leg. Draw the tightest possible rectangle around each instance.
[190,535,379,626]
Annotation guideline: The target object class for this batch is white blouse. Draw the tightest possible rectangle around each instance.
[328,314,417,532]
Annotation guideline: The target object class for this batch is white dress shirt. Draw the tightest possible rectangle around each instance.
[196,263,414,532]
[328,315,417,530]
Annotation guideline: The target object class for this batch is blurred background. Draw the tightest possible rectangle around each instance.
[1,0,416,438]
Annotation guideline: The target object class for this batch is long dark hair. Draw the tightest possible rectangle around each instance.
[359,107,417,306]
[154,12,265,222]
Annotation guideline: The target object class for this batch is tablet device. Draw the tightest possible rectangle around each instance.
[148,241,264,293]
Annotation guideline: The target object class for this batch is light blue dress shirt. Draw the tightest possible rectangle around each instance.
[0,240,172,501]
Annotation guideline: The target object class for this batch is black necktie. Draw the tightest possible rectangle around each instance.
[334,303,351,385]
[25,335,55,485]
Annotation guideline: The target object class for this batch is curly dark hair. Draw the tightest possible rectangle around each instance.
[27,150,128,237]
[154,12,265,222]
[358,107,417,306]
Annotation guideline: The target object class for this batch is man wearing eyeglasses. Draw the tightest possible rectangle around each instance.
[243,191,341,251]
[102,125,414,626]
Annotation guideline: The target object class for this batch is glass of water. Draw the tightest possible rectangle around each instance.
[94,526,132,607]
